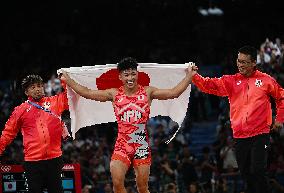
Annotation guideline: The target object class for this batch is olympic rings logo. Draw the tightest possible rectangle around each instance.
[1,166,12,172]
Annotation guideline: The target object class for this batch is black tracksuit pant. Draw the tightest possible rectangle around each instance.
[234,133,271,193]
[24,156,63,193]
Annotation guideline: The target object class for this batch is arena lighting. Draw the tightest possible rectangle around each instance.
[198,7,224,16]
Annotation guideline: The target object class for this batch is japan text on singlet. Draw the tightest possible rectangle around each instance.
[113,85,150,132]
[112,85,151,160]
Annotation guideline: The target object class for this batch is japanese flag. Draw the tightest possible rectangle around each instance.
[3,182,16,192]
[60,63,191,140]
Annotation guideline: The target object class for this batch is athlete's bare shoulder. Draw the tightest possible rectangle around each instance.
[108,88,119,101]
[145,86,157,92]
[144,86,157,102]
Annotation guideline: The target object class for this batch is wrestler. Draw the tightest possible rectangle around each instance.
[61,57,195,193]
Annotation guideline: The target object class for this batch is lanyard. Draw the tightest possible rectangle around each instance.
[27,100,71,139]
[27,100,61,120]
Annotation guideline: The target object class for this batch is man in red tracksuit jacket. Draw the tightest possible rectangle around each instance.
[191,46,284,193]
[0,74,69,193]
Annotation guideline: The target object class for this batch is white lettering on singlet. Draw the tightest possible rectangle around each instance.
[120,110,142,122]
[138,95,144,100]
[127,124,149,159]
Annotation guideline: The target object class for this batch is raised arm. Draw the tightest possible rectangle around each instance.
[61,71,115,102]
[148,64,196,100]
[52,79,69,114]
[192,70,229,97]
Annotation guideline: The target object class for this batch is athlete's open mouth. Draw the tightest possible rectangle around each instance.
[127,80,134,86]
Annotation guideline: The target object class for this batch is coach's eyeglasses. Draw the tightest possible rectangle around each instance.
[237,59,252,65]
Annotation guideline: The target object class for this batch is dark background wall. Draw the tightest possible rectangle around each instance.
[2,0,284,81]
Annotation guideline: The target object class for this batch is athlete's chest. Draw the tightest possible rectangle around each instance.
[114,92,150,122]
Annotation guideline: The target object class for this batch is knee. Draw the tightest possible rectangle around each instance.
[136,180,149,193]
[112,178,124,190]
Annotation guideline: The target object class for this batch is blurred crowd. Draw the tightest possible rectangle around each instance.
[0,38,284,193]
[257,38,284,85]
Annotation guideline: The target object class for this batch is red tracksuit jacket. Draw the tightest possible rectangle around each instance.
[192,70,284,138]
[0,84,68,161]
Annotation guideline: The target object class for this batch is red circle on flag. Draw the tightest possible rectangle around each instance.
[8,183,13,189]
[96,69,150,90]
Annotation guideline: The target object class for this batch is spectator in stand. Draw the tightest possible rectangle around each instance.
[212,125,228,171]
[198,146,218,192]
[165,182,177,193]
[214,177,229,193]
[178,145,198,188]
[190,85,207,121]
[82,185,92,193]
[45,74,64,96]
[186,182,201,193]
[159,157,176,192]
[258,38,284,85]
[163,141,179,163]
[257,47,271,71]
[220,136,238,173]
[103,183,113,193]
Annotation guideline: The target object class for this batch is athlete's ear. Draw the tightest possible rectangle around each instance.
[24,88,29,96]
[118,73,122,81]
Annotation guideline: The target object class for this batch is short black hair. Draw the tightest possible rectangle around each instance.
[238,45,257,61]
[117,57,138,72]
[21,74,43,91]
